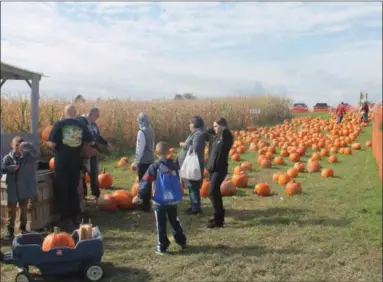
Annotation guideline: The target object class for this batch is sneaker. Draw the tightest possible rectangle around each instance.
[186,209,202,215]
[184,208,192,214]
[155,249,167,256]
[4,228,14,240]
[207,221,224,229]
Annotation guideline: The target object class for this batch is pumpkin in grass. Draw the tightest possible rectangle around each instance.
[117,157,129,168]
[311,152,321,161]
[351,143,361,150]
[112,189,134,209]
[293,162,305,173]
[273,156,285,165]
[307,160,321,173]
[97,194,118,211]
[41,124,53,142]
[321,168,334,178]
[231,154,240,162]
[49,158,54,170]
[240,161,253,172]
[232,171,248,188]
[200,179,210,198]
[343,147,352,155]
[280,149,289,157]
[255,183,270,196]
[328,155,338,163]
[98,168,113,189]
[320,149,329,157]
[42,226,75,251]
[285,181,302,196]
[277,174,291,186]
[286,167,299,178]
[272,172,282,182]
[220,179,236,196]
[365,141,372,147]
[233,165,242,175]
[289,153,300,162]
[260,158,272,168]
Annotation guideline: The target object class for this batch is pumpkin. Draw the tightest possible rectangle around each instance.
[285,181,302,196]
[98,168,113,189]
[220,179,236,196]
[272,172,282,182]
[351,143,361,150]
[231,154,241,162]
[78,219,93,241]
[320,149,329,157]
[255,183,270,196]
[365,141,372,147]
[277,174,291,186]
[49,158,54,170]
[240,161,253,171]
[97,194,118,211]
[41,125,53,142]
[232,171,248,188]
[112,189,134,209]
[233,165,242,175]
[117,157,129,168]
[289,153,300,162]
[280,149,289,157]
[343,147,352,155]
[273,156,285,165]
[328,155,338,163]
[311,152,321,161]
[293,162,305,173]
[204,169,209,178]
[307,160,321,173]
[42,226,75,251]
[321,168,334,178]
[286,168,298,178]
[200,180,210,198]
[260,158,272,168]
[131,183,139,197]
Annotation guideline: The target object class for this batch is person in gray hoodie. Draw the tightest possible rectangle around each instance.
[2,137,38,239]
[177,116,206,215]
[131,112,155,211]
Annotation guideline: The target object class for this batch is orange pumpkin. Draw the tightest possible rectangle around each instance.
[49,158,54,170]
[260,158,272,168]
[277,174,291,186]
[285,181,302,196]
[98,168,113,189]
[254,183,270,196]
[286,168,298,178]
[272,172,282,182]
[220,179,236,196]
[273,156,285,165]
[117,157,129,168]
[351,143,361,150]
[130,183,139,197]
[289,153,300,162]
[321,168,334,178]
[232,171,248,188]
[41,125,53,142]
[42,226,75,251]
[328,155,338,163]
[365,141,372,147]
[293,162,305,173]
[231,154,241,162]
[307,160,321,173]
[240,161,253,171]
[200,180,210,198]
[233,165,242,175]
[112,189,134,209]
[97,194,118,211]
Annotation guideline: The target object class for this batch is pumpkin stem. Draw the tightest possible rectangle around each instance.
[81,218,84,225]
[103,168,106,174]
[89,218,92,225]
[53,226,60,234]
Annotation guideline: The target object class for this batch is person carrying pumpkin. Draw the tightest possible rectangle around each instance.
[205,118,234,228]
[48,104,96,232]
[131,112,155,212]
[359,101,369,123]
[176,116,206,215]
[133,141,186,255]
[335,102,346,124]
[2,137,38,239]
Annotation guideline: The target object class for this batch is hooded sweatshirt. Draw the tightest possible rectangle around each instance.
[135,112,155,166]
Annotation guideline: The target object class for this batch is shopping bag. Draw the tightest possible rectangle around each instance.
[179,149,201,181]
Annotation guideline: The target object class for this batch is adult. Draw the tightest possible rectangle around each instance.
[131,112,155,211]
[48,104,95,232]
[205,118,234,228]
[335,102,346,124]
[77,107,113,199]
[360,101,369,123]
[177,116,206,215]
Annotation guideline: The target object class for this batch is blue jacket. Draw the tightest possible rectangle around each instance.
[138,157,180,205]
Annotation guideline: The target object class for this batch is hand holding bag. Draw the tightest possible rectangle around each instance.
[179,149,201,181]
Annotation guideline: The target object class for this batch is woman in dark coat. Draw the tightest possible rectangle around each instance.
[177,116,206,215]
[205,118,234,228]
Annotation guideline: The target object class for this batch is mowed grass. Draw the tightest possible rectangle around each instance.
[1,113,382,282]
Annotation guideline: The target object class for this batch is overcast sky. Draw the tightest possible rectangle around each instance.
[1,2,382,106]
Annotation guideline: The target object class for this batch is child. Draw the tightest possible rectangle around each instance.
[2,137,38,239]
[133,141,186,255]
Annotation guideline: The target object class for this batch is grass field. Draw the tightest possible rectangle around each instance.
[1,112,382,282]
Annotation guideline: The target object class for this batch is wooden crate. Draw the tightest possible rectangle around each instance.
[1,169,59,231]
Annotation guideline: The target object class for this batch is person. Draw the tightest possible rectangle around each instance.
[2,137,38,239]
[177,116,206,215]
[132,141,186,255]
[360,101,369,123]
[131,112,155,211]
[205,118,234,228]
[335,102,346,124]
[48,104,96,232]
[77,107,113,199]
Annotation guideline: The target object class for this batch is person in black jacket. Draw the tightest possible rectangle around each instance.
[205,118,234,228]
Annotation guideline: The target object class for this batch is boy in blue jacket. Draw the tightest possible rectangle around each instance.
[133,141,186,255]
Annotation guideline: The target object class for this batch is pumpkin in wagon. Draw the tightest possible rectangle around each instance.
[42,227,75,251]
[78,219,93,241]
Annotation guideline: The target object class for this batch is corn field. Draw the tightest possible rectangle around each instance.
[1,94,291,151]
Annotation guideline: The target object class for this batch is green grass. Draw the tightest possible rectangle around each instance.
[1,115,382,282]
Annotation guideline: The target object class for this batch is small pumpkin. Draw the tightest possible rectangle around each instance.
[240,161,253,172]
[285,181,302,196]
[365,141,372,147]
[200,179,210,198]
[260,158,272,168]
[49,158,54,170]
[351,143,361,150]
[321,168,334,178]
[273,156,285,165]
[255,183,270,196]
[42,226,75,251]
[293,162,305,173]
[307,160,321,173]
[231,154,241,162]
[117,157,129,168]
[272,172,282,182]
[289,153,300,162]
[286,168,298,178]
[277,174,291,186]
[232,171,249,188]
[98,168,113,189]
[328,155,338,163]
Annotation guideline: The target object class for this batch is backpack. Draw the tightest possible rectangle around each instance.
[152,163,182,205]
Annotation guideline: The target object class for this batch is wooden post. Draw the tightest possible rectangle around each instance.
[31,74,40,151]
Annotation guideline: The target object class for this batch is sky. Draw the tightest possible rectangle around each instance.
[1,2,382,106]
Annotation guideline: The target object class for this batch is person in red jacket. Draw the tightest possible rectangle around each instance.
[336,102,346,124]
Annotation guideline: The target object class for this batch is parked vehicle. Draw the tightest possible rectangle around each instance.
[313,103,329,112]
[291,103,309,113]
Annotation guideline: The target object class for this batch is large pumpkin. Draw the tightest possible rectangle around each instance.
[307,160,321,173]
[42,227,75,251]
[200,180,210,198]
[112,189,134,209]
[220,179,236,196]
[232,171,248,188]
[98,168,113,189]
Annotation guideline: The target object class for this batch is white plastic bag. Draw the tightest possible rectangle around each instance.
[179,150,202,181]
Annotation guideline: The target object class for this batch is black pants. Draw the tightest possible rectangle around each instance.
[138,163,152,208]
[153,204,186,252]
[209,171,227,224]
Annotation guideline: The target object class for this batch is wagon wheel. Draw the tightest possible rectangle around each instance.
[84,264,104,282]
[15,270,33,282]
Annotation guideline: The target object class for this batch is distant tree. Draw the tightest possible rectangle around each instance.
[183,93,196,100]
[174,94,184,100]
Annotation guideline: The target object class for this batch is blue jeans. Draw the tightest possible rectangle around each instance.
[153,204,186,252]
[337,115,343,124]
[362,112,368,122]
[183,179,202,212]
